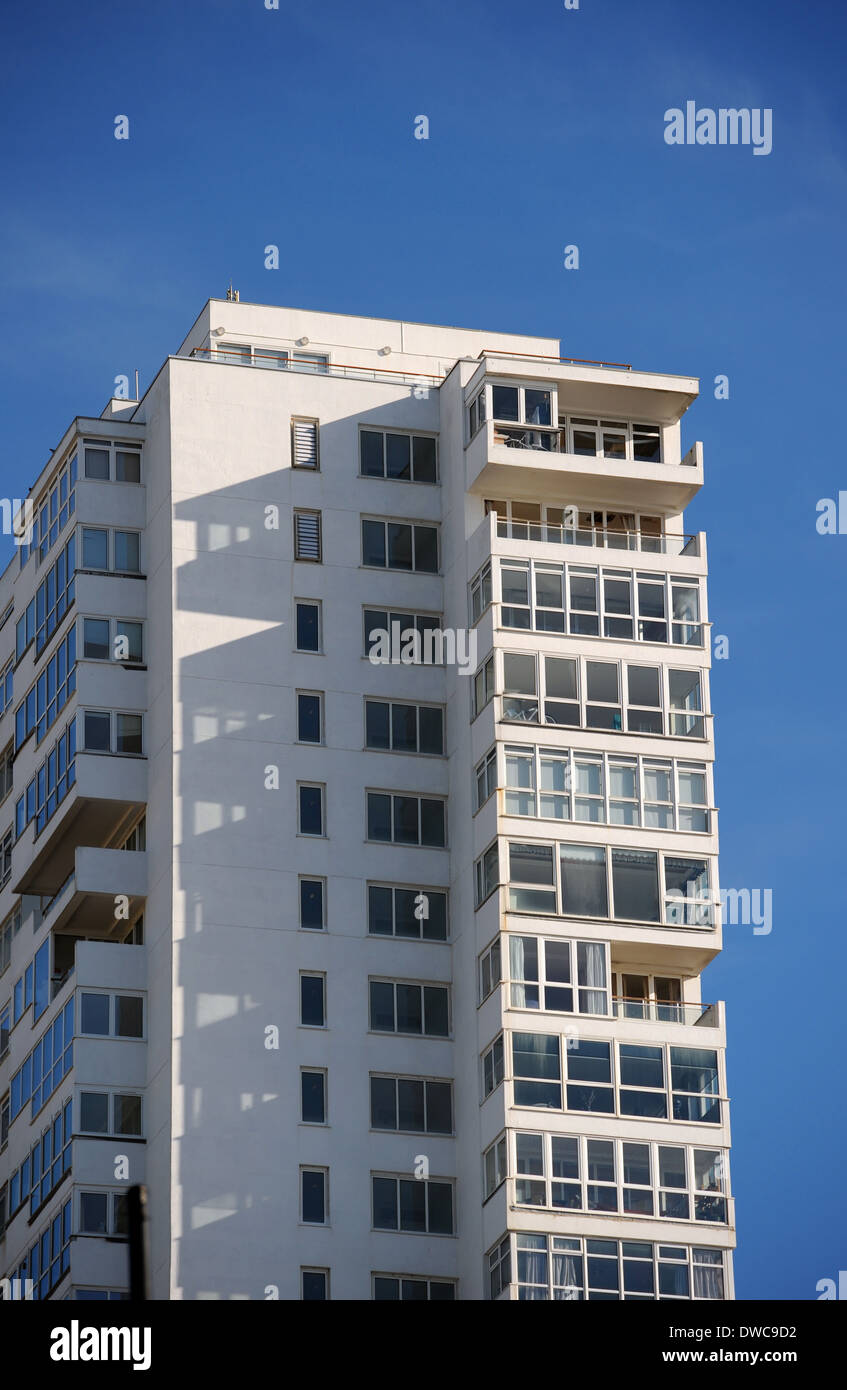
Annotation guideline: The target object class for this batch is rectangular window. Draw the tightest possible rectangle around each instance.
[366,793,445,847]
[509,937,608,1016]
[484,1134,508,1198]
[297,692,323,743]
[365,699,444,755]
[367,885,447,941]
[360,429,437,484]
[475,748,497,810]
[298,783,325,836]
[479,939,501,1002]
[291,418,319,469]
[373,1275,456,1301]
[300,974,326,1027]
[475,842,499,906]
[512,1032,562,1109]
[370,1075,452,1134]
[472,656,494,718]
[470,562,492,623]
[300,1069,327,1124]
[295,601,321,652]
[302,1269,329,1301]
[482,1036,504,1099]
[364,608,444,664]
[299,878,325,930]
[371,1175,454,1235]
[301,1169,327,1225]
[369,980,449,1037]
[361,519,438,573]
[294,511,322,561]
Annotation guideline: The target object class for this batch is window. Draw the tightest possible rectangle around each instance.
[370,1076,452,1134]
[504,838,714,927]
[10,997,74,1122]
[470,561,492,623]
[562,417,663,464]
[297,691,322,743]
[299,878,325,930]
[301,1070,327,1124]
[505,1234,724,1301]
[82,617,143,664]
[466,387,487,440]
[373,1275,455,1301]
[295,600,321,652]
[475,748,497,810]
[7,1196,72,1301]
[479,939,501,1002]
[16,718,77,840]
[472,655,494,718]
[360,429,437,483]
[367,885,447,940]
[484,1134,508,1198]
[294,510,322,561]
[486,384,556,448]
[300,974,325,1027]
[475,842,499,906]
[371,1175,454,1234]
[482,1036,505,1099]
[291,351,329,374]
[302,1269,329,1300]
[365,699,444,755]
[508,1033,722,1126]
[291,418,319,469]
[6,1098,72,1222]
[216,342,252,364]
[18,453,77,570]
[512,1032,562,1108]
[486,500,672,553]
[298,783,325,836]
[508,937,609,1015]
[361,519,438,572]
[488,1236,511,1299]
[0,827,11,889]
[301,1169,327,1224]
[497,558,702,647]
[78,1191,129,1237]
[1,902,23,977]
[364,608,444,664]
[79,710,143,756]
[80,528,140,574]
[15,628,77,751]
[366,792,445,847]
[78,1092,142,1137]
[79,992,144,1038]
[0,661,13,718]
[369,980,449,1037]
[82,440,142,483]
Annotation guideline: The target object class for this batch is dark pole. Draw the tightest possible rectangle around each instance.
[127,1184,150,1300]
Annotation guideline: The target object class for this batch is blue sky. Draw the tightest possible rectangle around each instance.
[2,0,845,1299]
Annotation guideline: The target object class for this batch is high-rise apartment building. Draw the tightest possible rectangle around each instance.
[0,300,734,1301]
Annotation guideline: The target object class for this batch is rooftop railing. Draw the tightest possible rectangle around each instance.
[187,345,443,388]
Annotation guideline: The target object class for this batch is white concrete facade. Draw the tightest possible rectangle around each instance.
[0,299,734,1301]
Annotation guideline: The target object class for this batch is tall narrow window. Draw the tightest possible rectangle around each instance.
[292,419,319,469]
[301,1169,327,1224]
[294,511,322,561]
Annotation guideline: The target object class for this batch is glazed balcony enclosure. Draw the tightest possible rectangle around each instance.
[463,356,702,512]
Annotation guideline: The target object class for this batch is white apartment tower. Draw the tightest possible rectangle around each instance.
[0,300,735,1301]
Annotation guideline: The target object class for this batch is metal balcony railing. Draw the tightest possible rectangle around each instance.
[612,997,720,1027]
[493,518,700,557]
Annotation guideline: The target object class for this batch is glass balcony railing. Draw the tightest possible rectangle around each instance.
[612,997,719,1027]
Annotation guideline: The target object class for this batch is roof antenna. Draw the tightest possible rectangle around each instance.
[226,281,239,302]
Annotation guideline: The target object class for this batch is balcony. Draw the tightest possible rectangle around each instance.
[42,846,147,937]
[492,516,701,559]
[13,754,147,896]
[613,997,721,1028]
[465,420,703,511]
